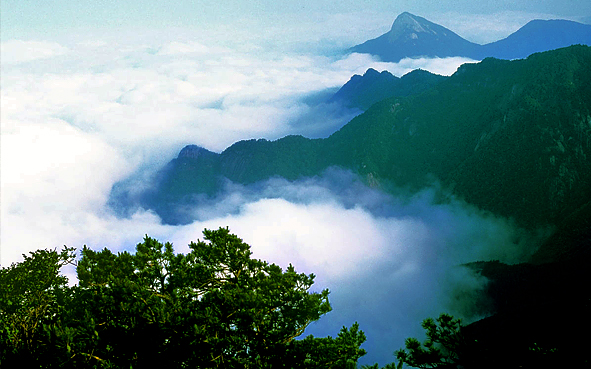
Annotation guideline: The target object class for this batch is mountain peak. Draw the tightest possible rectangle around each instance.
[363,68,380,76]
[395,11,418,22]
[389,12,436,41]
[351,12,477,62]
[178,145,216,159]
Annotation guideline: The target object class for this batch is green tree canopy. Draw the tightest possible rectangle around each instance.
[395,313,464,369]
[0,246,76,363]
[0,228,365,368]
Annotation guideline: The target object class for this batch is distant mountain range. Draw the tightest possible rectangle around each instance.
[351,12,591,62]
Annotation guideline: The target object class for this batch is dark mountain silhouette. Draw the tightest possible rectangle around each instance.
[350,12,591,62]
[461,255,591,368]
[329,68,446,111]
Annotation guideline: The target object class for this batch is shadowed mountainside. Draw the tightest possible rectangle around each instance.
[329,68,447,111]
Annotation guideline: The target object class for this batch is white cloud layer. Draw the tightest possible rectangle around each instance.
[0,40,69,64]
[1,28,477,265]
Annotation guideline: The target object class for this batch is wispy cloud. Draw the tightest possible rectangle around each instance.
[0,40,69,64]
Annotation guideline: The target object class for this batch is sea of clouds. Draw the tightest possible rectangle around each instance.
[1,12,549,364]
[1,22,478,263]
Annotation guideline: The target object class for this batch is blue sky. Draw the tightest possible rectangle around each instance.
[1,0,589,365]
[3,0,590,41]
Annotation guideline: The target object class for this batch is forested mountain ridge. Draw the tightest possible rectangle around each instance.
[329,68,447,111]
[325,46,591,230]
[350,12,591,62]
[125,45,591,238]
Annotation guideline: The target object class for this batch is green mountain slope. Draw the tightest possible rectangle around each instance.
[324,45,591,228]
[138,46,591,232]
